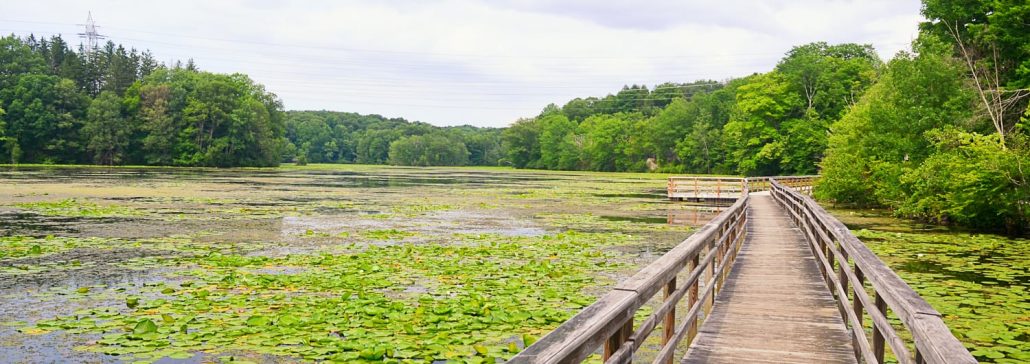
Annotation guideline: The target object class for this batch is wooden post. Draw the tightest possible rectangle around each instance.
[604,318,633,361]
[853,267,865,361]
[706,238,716,312]
[873,293,887,364]
[662,277,676,364]
[687,255,700,344]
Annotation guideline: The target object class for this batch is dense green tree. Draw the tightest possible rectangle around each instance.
[388,134,469,166]
[721,72,802,175]
[776,42,881,118]
[899,127,1029,231]
[356,129,402,164]
[83,91,131,164]
[139,84,176,165]
[818,44,977,206]
[501,118,542,168]
[577,113,639,172]
[0,35,46,92]
[1,74,88,163]
[920,0,1030,146]
[538,112,575,169]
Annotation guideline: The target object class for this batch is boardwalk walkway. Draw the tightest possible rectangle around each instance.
[682,192,856,363]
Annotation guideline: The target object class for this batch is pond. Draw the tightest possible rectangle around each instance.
[0,165,714,363]
[827,208,1030,363]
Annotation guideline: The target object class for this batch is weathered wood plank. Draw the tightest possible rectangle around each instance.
[682,193,856,364]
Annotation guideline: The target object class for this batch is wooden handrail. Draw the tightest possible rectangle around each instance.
[768,178,975,364]
[667,177,747,201]
[746,175,818,192]
[512,187,750,363]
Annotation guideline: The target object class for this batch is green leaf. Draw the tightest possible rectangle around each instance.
[522,334,538,346]
[132,319,158,335]
[246,315,270,327]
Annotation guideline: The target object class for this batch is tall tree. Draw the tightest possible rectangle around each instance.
[920,0,1030,147]
[83,91,131,164]
[1,74,89,163]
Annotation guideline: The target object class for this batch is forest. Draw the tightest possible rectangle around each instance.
[0,0,1026,231]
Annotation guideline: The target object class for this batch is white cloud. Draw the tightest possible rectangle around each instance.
[0,0,924,127]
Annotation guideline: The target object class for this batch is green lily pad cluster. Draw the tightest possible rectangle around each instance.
[25,231,632,363]
[0,165,688,363]
[15,198,145,218]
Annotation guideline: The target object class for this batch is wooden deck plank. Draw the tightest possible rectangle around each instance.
[682,192,856,364]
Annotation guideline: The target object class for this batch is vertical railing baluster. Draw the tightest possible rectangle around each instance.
[661,277,676,364]
[604,318,632,361]
[687,255,700,344]
[704,238,715,315]
[873,293,887,363]
[853,267,866,361]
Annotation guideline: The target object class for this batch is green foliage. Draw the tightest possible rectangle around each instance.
[1,73,89,163]
[899,129,1029,231]
[817,1,1030,232]
[721,72,802,175]
[501,43,876,175]
[578,113,640,172]
[501,118,542,168]
[818,46,976,206]
[776,42,881,119]
[282,110,499,167]
[537,112,575,168]
[83,91,131,164]
[920,0,1030,89]
[0,35,281,167]
[388,134,469,166]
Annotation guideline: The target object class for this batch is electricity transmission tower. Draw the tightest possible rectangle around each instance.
[77,11,106,60]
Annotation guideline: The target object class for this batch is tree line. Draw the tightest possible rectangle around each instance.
[501,44,880,175]
[0,34,284,166]
[1,0,1025,231]
[282,110,501,167]
[500,0,1028,231]
[818,0,1029,232]
[0,34,501,168]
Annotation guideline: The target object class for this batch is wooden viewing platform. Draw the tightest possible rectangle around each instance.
[512,177,975,364]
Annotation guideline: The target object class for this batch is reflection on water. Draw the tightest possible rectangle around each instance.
[666,204,727,227]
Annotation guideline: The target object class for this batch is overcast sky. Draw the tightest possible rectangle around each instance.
[1,0,924,127]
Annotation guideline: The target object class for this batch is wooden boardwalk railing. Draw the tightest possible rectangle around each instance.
[512,176,975,364]
[745,175,818,193]
[512,184,749,363]
[769,179,975,364]
[667,177,746,201]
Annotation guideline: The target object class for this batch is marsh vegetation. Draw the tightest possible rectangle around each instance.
[0,165,709,363]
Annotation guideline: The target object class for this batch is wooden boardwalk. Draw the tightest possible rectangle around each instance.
[682,192,856,363]
[511,177,975,364]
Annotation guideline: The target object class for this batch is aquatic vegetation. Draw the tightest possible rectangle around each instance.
[0,165,690,362]
[361,229,417,241]
[24,231,631,363]
[854,229,1030,363]
[15,198,144,218]
[538,213,692,233]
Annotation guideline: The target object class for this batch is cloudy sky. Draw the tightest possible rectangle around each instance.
[1,0,924,127]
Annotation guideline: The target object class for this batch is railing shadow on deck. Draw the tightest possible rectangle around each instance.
[510,176,975,364]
